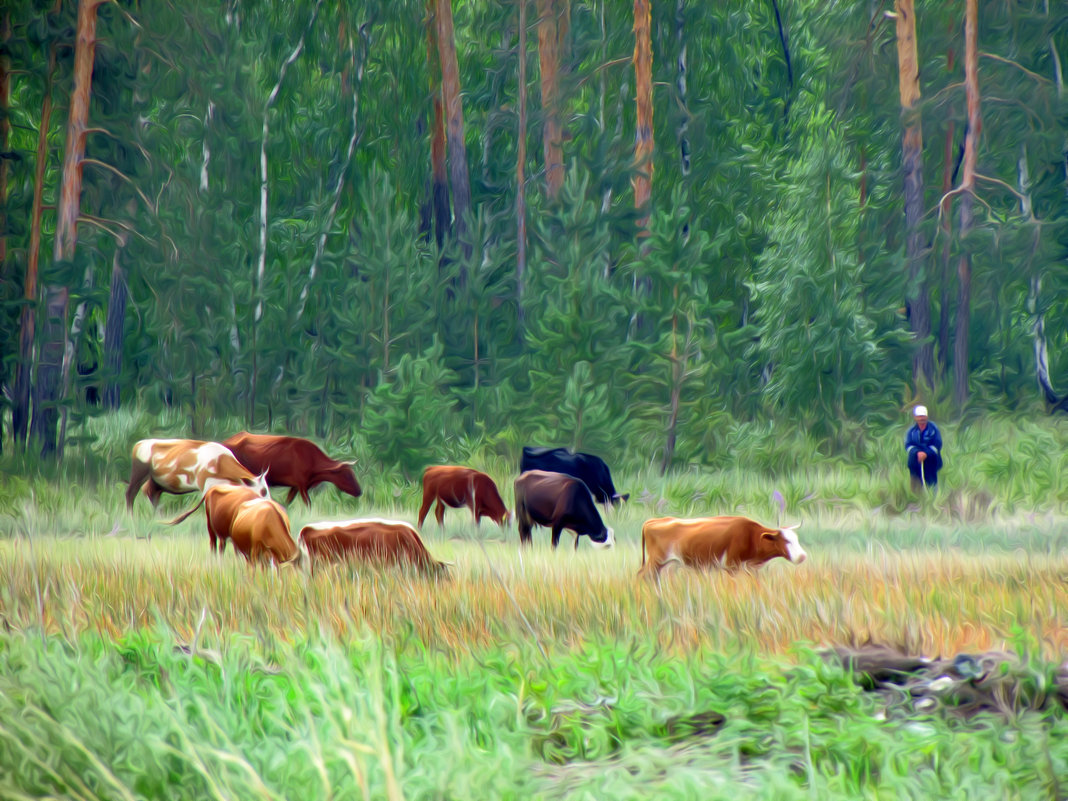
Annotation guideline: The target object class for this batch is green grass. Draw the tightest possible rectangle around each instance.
[1,409,1067,798]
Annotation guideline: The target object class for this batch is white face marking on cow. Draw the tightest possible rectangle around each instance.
[590,526,615,549]
[301,517,416,533]
[780,528,807,563]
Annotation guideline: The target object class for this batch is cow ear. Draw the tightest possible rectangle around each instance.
[761,530,779,540]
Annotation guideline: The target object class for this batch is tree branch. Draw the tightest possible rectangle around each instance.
[980,51,1051,84]
[82,158,156,213]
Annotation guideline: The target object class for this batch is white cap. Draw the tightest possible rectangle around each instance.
[913,405,928,417]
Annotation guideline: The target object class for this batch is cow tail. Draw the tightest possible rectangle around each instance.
[166,495,207,526]
[640,522,647,568]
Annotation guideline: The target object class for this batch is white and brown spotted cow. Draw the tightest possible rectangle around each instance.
[126,438,268,512]
[638,516,806,579]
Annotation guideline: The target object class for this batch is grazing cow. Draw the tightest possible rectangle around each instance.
[418,465,511,528]
[520,446,629,507]
[513,470,615,550]
[202,484,299,566]
[127,438,268,511]
[299,518,447,576]
[638,516,807,579]
[221,432,362,505]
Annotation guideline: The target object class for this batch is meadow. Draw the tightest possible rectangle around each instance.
[2,413,1068,799]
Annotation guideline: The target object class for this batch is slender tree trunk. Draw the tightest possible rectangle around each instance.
[435,0,473,265]
[101,244,127,410]
[426,1,451,250]
[632,0,653,234]
[953,0,980,408]
[253,0,322,425]
[0,12,11,451]
[297,24,367,321]
[516,0,529,330]
[14,43,59,446]
[35,0,106,457]
[0,11,10,273]
[937,32,957,377]
[674,0,690,179]
[894,0,933,390]
[536,0,565,199]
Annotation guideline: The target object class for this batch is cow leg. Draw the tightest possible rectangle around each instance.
[142,480,165,509]
[285,487,298,505]
[417,494,434,527]
[299,487,312,505]
[574,535,580,551]
[126,459,152,510]
[551,526,563,549]
[518,521,533,545]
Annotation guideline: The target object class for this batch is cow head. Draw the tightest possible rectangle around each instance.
[588,525,615,549]
[330,461,363,499]
[248,469,270,498]
[761,525,807,564]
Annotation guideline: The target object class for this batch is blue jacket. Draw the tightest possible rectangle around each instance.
[905,421,943,472]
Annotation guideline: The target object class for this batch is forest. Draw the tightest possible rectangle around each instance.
[0,0,1066,475]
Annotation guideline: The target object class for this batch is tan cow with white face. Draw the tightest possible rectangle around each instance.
[638,516,806,579]
[126,438,268,511]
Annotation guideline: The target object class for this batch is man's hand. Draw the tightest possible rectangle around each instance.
[917,452,927,463]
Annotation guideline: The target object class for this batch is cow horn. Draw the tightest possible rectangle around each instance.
[341,459,357,466]
[783,522,802,531]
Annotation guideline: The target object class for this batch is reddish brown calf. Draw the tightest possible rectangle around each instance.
[417,465,510,528]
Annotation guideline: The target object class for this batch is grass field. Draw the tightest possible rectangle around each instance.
[2,470,1068,799]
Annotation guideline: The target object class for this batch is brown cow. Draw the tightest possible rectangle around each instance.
[221,432,362,505]
[638,516,806,579]
[127,439,269,511]
[299,518,447,576]
[202,484,300,566]
[417,465,511,528]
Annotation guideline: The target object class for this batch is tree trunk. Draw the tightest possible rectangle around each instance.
[253,0,322,425]
[434,0,473,266]
[0,12,10,451]
[425,0,451,250]
[536,0,565,199]
[14,42,59,446]
[674,0,690,178]
[297,23,367,321]
[35,0,106,457]
[632,0,653,233]
[516,0,529,330]
[102,246,126,410]
[953,0,980,408]
[894,0,933,390]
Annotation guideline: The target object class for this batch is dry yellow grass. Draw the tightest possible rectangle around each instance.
[2,533,1066,661]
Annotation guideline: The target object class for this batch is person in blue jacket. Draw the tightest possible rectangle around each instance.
[905,405,942,491]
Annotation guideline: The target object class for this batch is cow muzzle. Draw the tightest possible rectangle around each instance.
[590,527,615,549]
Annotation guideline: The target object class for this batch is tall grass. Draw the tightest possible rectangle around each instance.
[2,409,1067,798]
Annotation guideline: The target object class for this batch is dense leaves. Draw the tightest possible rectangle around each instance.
[1,1,1066,466]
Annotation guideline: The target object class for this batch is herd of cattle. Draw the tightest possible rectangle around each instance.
[126,434,807,577]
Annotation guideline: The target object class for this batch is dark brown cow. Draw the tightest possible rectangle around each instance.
[299,518,447,576]
[638,516,806,579]
[417,465,511,528]
[221,432,362,505]
[127,438,269,511]
[513,470,615,550]
[201,484,300,566]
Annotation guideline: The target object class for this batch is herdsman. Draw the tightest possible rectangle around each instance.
[905,405,943,492]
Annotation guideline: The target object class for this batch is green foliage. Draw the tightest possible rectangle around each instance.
[360,339,466,479]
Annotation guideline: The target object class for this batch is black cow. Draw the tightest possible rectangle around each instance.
[520,446,629,507]
[514,470,615,550]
